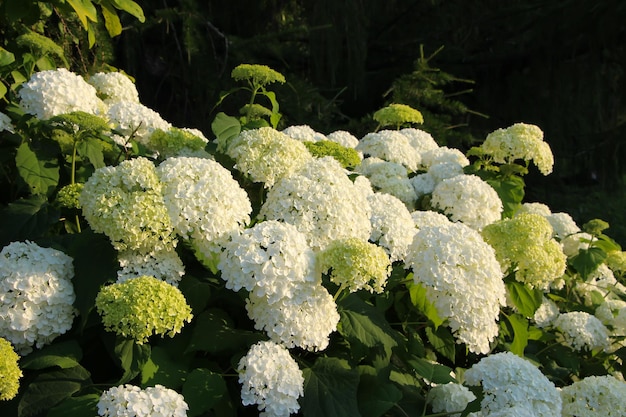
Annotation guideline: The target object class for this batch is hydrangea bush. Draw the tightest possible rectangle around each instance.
[1,64,626,417]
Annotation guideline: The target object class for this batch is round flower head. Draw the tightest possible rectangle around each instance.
[546,212,580,240]
[420,146,469,171]
[97,384,188,417]
[560,375,626,417]
[238,341,304,417]
[399,128,439,154]
[554,311,610,352]
[368,192,417,263]
[464,351,562,416]
[218,220,318,303]
[55,183,84,209]
[357,130,421,171]
[18,68,105,120]
[373,103,424,128]
[595,299,626,351]
[106,101,172,149]
[222,127,313,188]
[0,111,15,133]
[327,130,359,148]
[410,172,436,198]
[430,174,503,230]
[282,124,327,142]
[0,241,76,354]
[156,156,251,259]
[0,337,22,401]
[231,64,286,87]
[260,157,371,251]
[480,123,554,175]
[87,71,140,105]
[95,275,193,344]
[532,296,560,328]
[517,202,552,217]
[303,140,361,169]
[357,157,417,209]
[482,213,567,290]
[405,222,506,354]
[411,209,451,229]
[574,263,626,306]
[427,383,477,417]
[606,250,626,277]
[561,231,593,257]
[116,248,185,286]
[79,157,177,253]
[150,127,210,159]
[318,238,391,294]
[427,161,465,183]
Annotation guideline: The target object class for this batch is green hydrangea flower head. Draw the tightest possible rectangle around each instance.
[150,127,209,158]
[56,183,84,209]
[231,64,286,88]
[373,103,424,129]
[0,337,22,401]
[303,140,361,169]
[582,218,610,236]
[606,250,626,276]
[318,238,391,294]
[239,103,273,120]
[95,275,193,344]
[482,213,567,289]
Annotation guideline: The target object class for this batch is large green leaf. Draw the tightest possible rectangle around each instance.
[425,326,456,362]
[141,346,188,389]
[77,138,105,169]
[47,394,100,417]
[66,0,98,28]
[0,46,15,66]
[486,175,525,218]
[506,280,543,318]
[99,0,123,37]
[357,366,402,417]
[110,0,146,22]
[408,281,444,328]
[301,357,361,417]
[504,313,529,356]
[211,112,241,149]
[21,340,82,370]
[182,368,228,417]
[570,247,607,279]
[0,195,60,246]
[15,141,59,196]
[407,357,456,385]
[186,309,263,355]
[113,338,151,384]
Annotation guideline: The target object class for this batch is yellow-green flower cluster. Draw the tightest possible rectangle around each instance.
[55,183,84,209]
[0,337,21,401]
[480,123,554,175]
[150,127,209,158]
[318,238,391,294]
[373,103,424,128]
[606,250,626,277]
[231,64,286,87]
[95,275,192,344]
[303,140,361,169]
[482,213,567,290]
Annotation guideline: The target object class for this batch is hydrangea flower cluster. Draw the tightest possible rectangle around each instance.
[420,146,470,171]
[404,222,506,354]
[116,248,185,286]
[156,156,251,258]
[0,111,14,133]
[356,157,417,209]
[106,101,172,148]
[260,157,371,251]
[427,383,478,417]
[560,375,626,417]
[0,241,76,354]
[517,202,581,241]
[430,174,503,230]
[231,63,286,87]
[79,157,177,254]
[368,192,417,263]
[238,341,304,417]
[464,351,562,416]
[0,337,22,401]
[553,311,610,352]
[373,103,424,128]
[574,264,626,306]
[87,71,140,105]
[222,127,313,188]
[532,297,560,328]
[150,127,210,159]
[399,128,439,154]
[95,275,193,344]
[282,124,327,142]
[326,130,359,148]
[482,213,567,290]
[318,237,391,294]
[97,384,188,417]
[356,130,421,171]
[410,209,451,229]
[18,68,105,120]
[480,122,554,175]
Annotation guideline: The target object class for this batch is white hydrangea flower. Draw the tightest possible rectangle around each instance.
[353,174,375,199]
[0,111,14,133]
[106,101,172,149]
[18,68,105,120]
[87,71,140,105]
[575,264,626,306]
[156,156,251,258]
[356,130,421,171]
[517,202,552,217]
[532,297,560,328]
[464,351,562,416]
[282,124,327,142]
[116,248,185,286]
[428,161,465,183]
[410,172,436,198]
[595,299,626,351]
[560,375,626,417]
[405,222,506,354]
[260,157,371,251]
[356,157,417,210]
[399,128,439,154]
[420,146,469,171]
[327,130,359,148]
[238,341,304,417]
[546,212,580,240]
[431,174,503,230]
[410,210,451,229]
[368,192,417,263]
[427,383,478,417]
[79,157,177,253]
[554,311,610,352]
[245,284,339,352]
[97,384,188,417]
[483,405,540,417]
[218,221,318,303]
[0,241,76,355]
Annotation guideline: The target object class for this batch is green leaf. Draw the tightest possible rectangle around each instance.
[486,175,525,218]
[425,326,456,362]
[408,281,444,328]
[301,357,361,417]
[211,112,241,149]
[109,0,146,22]
[182,368,228,417]
[186,309,264,354]
[407,357,456,385]
[0,46,15,66]
[66,0,98,28]
[18,365,91,417]
[0,82,7,100]
[16,141,59,196]
[47,394,100,417]
[357,366,402,417]
[0,196,60,246]
[506,281,543,317]
[141,346,188,389]
[505,313,529,356]
[113,338,151,384]
[570,247,607,279]
[178,275,212,314]
[99,0,123,37]
[21,340,82,370]
[77,138,105,169]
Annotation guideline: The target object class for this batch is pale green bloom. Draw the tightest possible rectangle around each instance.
[150,127,209,158]
[373,103,424,128]
[606,250,626,276]
[318,238,391,294]
[55,183,84,209]
[95,275,193,344]
[303,140,361,169]
[231,64,286,87]
[0,337,22,401]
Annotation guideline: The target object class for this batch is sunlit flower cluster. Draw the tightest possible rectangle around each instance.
[116,248,185,286]
[356,130,421,171]
[87,71,140,105]
[560,375,626,417]
[356,157,417,209]
[0,241,76,354]
[410,209,451,229]
[532,297,560,328]
[326,130,359,148]
[554,311,610,352]
[517,202,581,240]
[373,103,424,128]
[464,351,562,416]
[238,341,304,417]
[231,63,286,87]
[97,384,188,417]
[427,383,477,417]
[405,222,506,353]
[574,264,626,306]
[150,127,210,159]
[368,192,416,262]
[95,275,193,344]
[282,124,326,142]
[106,101,172,148]
[420,146,469,171]
[0,337,22,401]
[399,128,439,154]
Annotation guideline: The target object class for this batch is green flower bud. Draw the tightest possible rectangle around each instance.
[373,103,424,128]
